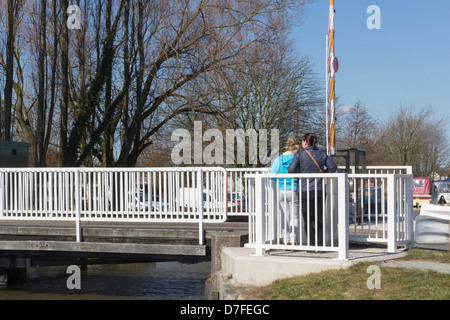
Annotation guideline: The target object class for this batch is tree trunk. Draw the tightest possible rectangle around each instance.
[2,0,17,141]
[59,0,70,166]
[102,0,114,167]
[44,0,59,161]
[36,0,47,167]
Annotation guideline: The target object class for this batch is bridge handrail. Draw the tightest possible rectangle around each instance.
[244,172,413,259]
[0,167,228,244]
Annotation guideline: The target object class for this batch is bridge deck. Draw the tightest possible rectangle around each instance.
[0,220,248,267]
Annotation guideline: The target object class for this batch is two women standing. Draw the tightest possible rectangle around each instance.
[271,133,337,246]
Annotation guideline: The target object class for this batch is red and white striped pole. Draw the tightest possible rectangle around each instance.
[326,0,337,156]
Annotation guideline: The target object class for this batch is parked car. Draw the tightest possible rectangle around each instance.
[431,180,450,206]
[227,192,246,207]
[413,177,432,208]
[176,188,218,211]
[127,191,168,212]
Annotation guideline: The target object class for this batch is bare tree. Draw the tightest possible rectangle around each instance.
[0,0,60,166]
[58,0,69,166]
[35,0,47,166]
[61,0,127,166]
[336,100,381,165]
[164,15,323,167]
[1,0,314,168]
[108,0,314,167]
[380,105,449,177]
[2,0,22,141]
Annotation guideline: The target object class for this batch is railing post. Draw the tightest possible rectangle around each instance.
[405,175,414,247]
[387,174,397,252]
[247,176,255,244]
[268,178,277,244]
[337,174,349,260]
[0,172,3,217]
[75,168,82,242]
[198,168,204,245]
[254,175,265,256]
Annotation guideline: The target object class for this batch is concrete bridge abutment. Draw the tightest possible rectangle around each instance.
[204,230,248,300]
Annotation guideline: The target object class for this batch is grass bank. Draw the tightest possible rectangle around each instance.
[254,249,450,300]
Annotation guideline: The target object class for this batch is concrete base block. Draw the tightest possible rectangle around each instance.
[217,271,240,300]
[221,247,352,286]
[415,215,450,244]
[204,279,219,300]
[209,231,248,283]
[205,231,248,300]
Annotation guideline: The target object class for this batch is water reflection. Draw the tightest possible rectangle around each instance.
[0,261,210,300]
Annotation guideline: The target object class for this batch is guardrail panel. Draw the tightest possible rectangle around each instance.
[245,173,348,258]
[245,171,414,257]
[0,167,227,224]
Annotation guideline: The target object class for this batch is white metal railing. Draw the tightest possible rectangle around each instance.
[0,165,414,255]
[226,166,412,217]
[245,171,414,260]
[366,166,412,175]
[347,173,414,252]
[245,173,349,260]
[0,167,227,244]
[338,165,412,175]
[226,168,269,216]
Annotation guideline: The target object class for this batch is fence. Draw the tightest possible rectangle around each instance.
[245,173,349,259]
[225,166,412,217]
[0,165,414,255]
[364,166,412,174]
[347,173,413,253]
[244,170,414,260]
[226,168,269,216]
[0,167,227,244]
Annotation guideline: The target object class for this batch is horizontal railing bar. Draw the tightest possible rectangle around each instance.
[244,173,345,178]
[0,167,227,173]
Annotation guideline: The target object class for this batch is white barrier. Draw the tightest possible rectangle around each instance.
[245,171,414,259]
[415,204,450,244]
[420,203,450,220]
[0,165,414,255]
[365,166,412,175]
[224,166,412,217]
[0,167,227,244]
[245,173,349,260]
[226,168,269,216]
[347,173,414,252]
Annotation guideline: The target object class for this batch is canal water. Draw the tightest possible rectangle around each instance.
[0,261,211,300]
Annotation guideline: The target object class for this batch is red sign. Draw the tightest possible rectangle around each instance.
[333,57,339,73]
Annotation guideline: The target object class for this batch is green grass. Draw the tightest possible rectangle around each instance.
[401,248,450,263]
[255,249,450,300]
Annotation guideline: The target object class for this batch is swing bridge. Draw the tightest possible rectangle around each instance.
[0,164,414,268]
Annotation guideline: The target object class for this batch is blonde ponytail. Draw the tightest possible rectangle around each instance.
[285,138,300,153]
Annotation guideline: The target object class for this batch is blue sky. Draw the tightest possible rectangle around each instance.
[291,0,450,140]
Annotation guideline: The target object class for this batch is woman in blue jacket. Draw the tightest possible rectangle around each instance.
[270,138,305,245]
[288,133,337,246]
